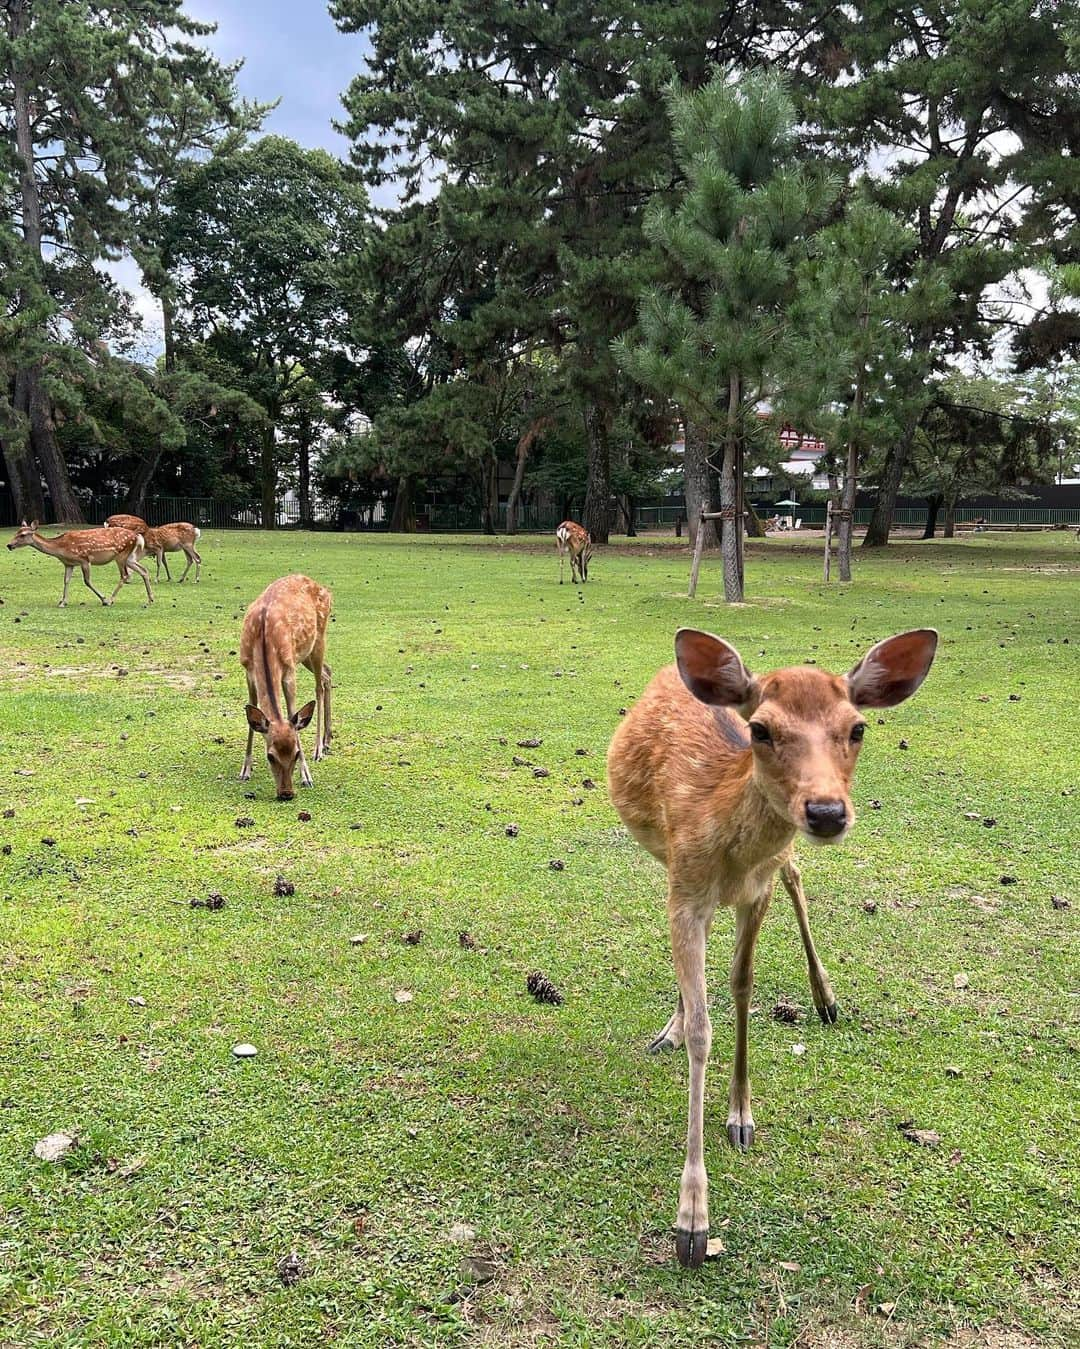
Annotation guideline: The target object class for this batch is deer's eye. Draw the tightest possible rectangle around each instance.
[749,722,772,745]
[850,723,866,743]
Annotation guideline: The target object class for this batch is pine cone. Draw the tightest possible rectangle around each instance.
[526,970,563,1006]
[403,928,423,946]
[458,930,478,950]
[273,875,295,897]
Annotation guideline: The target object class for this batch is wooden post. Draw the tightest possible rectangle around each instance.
[688,510,707,597]
[688,510,726,598]
[823,498,833,582]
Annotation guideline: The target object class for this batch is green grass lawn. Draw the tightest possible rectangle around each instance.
[0,528,1076,1347]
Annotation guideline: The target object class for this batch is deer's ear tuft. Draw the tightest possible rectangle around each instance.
[675,629,757,710]
[847,629,938,708]
[245,705,271,734]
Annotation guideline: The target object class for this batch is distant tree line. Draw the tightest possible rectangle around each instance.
[2,1,1078,594]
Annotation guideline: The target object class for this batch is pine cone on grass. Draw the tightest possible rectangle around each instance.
[526,971,563,1006]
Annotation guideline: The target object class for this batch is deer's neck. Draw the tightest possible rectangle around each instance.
[252,613,285,722]
[717,768,795,869]
[31,533,61,558]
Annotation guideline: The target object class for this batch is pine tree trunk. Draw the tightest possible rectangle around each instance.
[621,494,637,536]
[125,449,160,515]
[720,374,744,602]
[683,418,719,550]
[716,373,744,601]
[260,424,277,529]
[504,438,528,535]
[838,436,859,582]
[1,376,45,522]
[390,474,416,532]
[582,402,611,544]
[922,495,942,539]
[943,493,957,538]
[298,432,312,528]
[12,10,81,523]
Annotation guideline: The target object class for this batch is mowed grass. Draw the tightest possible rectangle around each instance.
[0,528,1076,1348]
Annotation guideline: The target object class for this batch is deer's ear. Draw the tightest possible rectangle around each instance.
[847,629,938,708]
[245,705,270,734]
[291,700,315,731]
[675,629,757,710]
[29,520,39,530]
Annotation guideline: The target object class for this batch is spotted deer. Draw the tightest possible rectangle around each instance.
[105,513,148,534]
[607,626,938,1268]
[7,521,154,606]
[143,522,202,583]
[556,519,592,584]
[239,574,332,800]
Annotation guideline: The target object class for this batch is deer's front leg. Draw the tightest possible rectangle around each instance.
[283,672,314,787]
[669,900,711,1268]
[59,565,73,606]
[727,891,771,1150]
[240,675,257,780]
[780,859,837,1024]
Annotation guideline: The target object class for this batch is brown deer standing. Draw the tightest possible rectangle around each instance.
[143,522,202,583]
[556,519,592,584]
[7,521,154,606]
[105,513,148,534]
[607,626,938,1268]
[239,574,332,800]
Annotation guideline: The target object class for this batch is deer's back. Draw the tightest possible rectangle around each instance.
[240,574,331,670]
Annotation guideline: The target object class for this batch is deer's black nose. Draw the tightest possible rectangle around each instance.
[805,800,848,837]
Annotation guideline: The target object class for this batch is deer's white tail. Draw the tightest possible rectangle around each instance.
[194,527,202,542]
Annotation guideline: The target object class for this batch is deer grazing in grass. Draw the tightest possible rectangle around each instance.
[142,522,202,583]
[239,574,332,800]
[7,521,154,606]
[607,626,938,1268]
[105,513,148,534]
[556,519,592,584]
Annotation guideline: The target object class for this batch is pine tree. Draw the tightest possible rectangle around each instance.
[0,1,254,521]
[616,70,836,601]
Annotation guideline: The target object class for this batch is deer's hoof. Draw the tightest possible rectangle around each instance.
[726,1121,755,1150]
[817,1002,839,1025]
[647,1032,677,1055]
[675,1227,708,1269]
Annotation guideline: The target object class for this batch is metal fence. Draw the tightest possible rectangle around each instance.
[7,493,1078,533]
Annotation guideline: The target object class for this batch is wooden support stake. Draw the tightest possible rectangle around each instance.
[688,510,708,598]
[823,498,833,582]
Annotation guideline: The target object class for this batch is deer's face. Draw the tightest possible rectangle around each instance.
[744,671,865,842]
[675,627,939,845]
[7,522,37,550]
[245,702,315,800]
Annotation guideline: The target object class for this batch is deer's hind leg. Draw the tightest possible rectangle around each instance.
[780,858,837,1025]
[647,991,684,1055]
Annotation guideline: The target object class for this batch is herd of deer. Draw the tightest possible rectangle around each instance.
[6,513,202,607]
[7,511,939,1268]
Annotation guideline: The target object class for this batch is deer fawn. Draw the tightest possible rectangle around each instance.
[556,519,592,584]
[7,521,154,606]
[105,513,148,534]
[239,574,332,800]
[143,523,202,583]
[607,626,938,1268]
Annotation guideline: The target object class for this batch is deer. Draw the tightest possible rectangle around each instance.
[105,513,148,534]
[142,522,202,583]
[607,625,938,1269]
[7,521,154,607]
[239,574,332,800]
[556,519,592,584]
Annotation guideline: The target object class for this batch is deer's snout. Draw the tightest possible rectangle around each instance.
[804,799,848,839]
[277,788,295,802]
